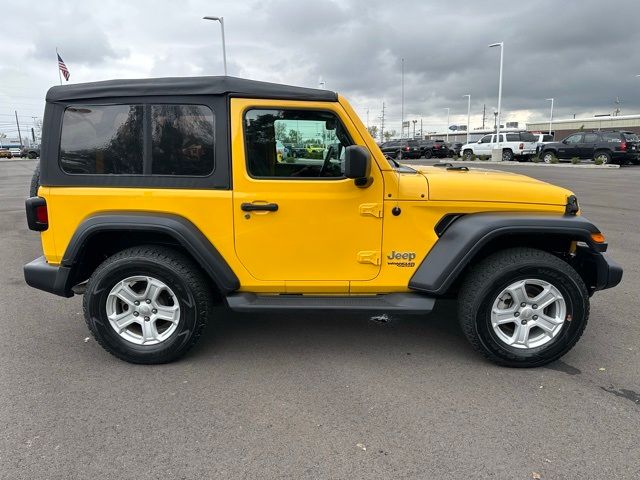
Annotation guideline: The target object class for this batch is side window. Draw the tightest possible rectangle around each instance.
[244,109,352,179]
[479,135,492,143]
[583,133,599,143]
[564,134,582,144]
[150,105,215,176]
[60,105,143,174]
[506,133,519,141]
[602,132,622,143]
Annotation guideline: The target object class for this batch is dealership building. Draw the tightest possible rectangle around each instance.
[422,115,640,143]
[526,114,640,140]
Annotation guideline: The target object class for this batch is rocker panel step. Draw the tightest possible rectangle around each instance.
[226,292,435,314]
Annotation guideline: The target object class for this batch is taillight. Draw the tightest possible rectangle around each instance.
[519,143,524,150]
[36,205,48,224]
[620,141,627,151]
[26,197,48,231]
[404,147,409,151]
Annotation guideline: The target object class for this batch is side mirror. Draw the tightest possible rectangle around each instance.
[344,145,371,187]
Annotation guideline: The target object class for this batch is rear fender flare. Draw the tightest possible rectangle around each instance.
[62,212,240,294]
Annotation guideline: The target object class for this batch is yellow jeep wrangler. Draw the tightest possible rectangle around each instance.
[24,76,622,366]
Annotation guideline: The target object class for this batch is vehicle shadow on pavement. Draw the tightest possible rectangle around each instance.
[187,299,479,364]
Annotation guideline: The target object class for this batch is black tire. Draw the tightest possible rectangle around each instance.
[457,247,589,367]
[28,151,38,159]
[463,149,473,161]
[424,149,433,159]
[29,163,40,197]
[542,151,556,163]
[502,149,514,161]
[83,246,214,364]
[593,151,611,164]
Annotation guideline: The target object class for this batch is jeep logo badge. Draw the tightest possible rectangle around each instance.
[386,251,417,267]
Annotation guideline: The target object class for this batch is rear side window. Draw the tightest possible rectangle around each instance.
[518,132,537,142]
[622,132,639,141]
[506,133,519,141]
[60,105,144,174]
[542,134,554,142]
[60,103,215,176]
[150,105,214,176]
[602,132,622,143]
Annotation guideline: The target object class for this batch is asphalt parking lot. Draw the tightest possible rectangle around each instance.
[1,158,639,479]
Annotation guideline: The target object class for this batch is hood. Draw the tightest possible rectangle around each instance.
[413,166,572,206]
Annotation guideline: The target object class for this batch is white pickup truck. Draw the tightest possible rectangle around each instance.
[460,131,538,161]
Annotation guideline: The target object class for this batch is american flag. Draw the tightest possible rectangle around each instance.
[57,53,70,81]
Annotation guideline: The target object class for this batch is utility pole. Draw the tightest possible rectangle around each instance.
[15,111,23,146]
[412,120,417,139]
[420,118,423,139]
[482,103,486,130]
[379,102,386,142]
[203,16,228,75]
[366,108,369,129]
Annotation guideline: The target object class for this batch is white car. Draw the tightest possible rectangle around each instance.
[461,132,538,161]
[533,133,555,156]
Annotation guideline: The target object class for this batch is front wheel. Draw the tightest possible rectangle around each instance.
[457,248,589,367]
[424,149,433,159]
[542,151,555,163]
[83,246,214,364]
[593,151,611,164]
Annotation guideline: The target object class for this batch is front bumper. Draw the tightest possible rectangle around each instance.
[24,256,74,297]
[574,246,623,294]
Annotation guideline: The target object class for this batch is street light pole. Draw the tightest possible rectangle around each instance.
[546,98,554,135]
[463,94,471,144]
[401,58,404,138]
[203,16,227,75]
[489,42,504,144]
[444,107,450,141]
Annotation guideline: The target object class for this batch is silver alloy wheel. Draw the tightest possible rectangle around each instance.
[106,276,181,345]
[490,279,566,349]
[595,153,609,164]
[543,153,554,163]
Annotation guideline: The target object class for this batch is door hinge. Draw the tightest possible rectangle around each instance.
[359,203,383,218]
[357,251,381,265]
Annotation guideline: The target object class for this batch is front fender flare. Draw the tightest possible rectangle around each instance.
[409,212,604,295]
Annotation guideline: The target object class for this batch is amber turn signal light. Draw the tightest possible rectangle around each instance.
[591,232,606,243]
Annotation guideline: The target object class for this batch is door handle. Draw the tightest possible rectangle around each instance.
[241,202,279,212]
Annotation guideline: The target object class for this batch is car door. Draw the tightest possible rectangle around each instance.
[557,133,582,159]
[476,134,493,155]
[230,98,384,286]
[580,133,599,159]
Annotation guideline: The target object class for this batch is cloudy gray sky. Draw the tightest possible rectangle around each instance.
[1,0,639,140]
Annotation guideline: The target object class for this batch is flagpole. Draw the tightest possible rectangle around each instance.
[56,47,62,85]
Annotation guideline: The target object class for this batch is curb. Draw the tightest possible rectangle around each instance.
[437,159,620,169]
[0,158,38,163]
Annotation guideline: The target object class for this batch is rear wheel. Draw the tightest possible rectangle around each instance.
[457,248,589,367]
[502,149,514,161]
[83,246,213,364]
[463,149,473,161]
[424,149,433,159]
[593,151,612,164]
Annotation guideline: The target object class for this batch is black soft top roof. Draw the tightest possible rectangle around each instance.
[46,75,338,102]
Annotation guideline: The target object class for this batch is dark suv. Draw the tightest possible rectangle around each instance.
[379,140,422,160]
[417,139,449,158]
[540,131,639,165]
